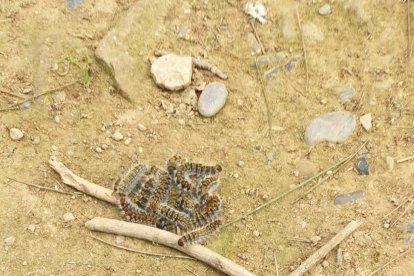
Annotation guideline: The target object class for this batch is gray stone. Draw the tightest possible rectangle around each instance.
[150,54,193,91]
[305,111,356,145]
[246,32,262,54]
[198,82,228,117]
[302,22,324,41]
[9,128,24,141]
[339,84,355,103]
[95,1,171,100]
[334,191,365,205]
[319,4,331,15]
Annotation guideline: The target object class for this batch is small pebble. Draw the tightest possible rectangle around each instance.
[22,261,27,266]
[20,101,31,109]
[150,54,192,91]
[266,151,273,161]
[360,113,372,131]
[4,236,16,246]
[63,212,75,222]
[320,98,327,105]
[236,160,245,168]
[233,173,239,179]
[386,156,394,171]
[137,123,146,132]
[115,235,125,245]
[253,230,260,237]
[9,128,24,141]
[27,224,36,232]
[51,145,58,151]
[322,260,329,268]
[95,147,103,153]
[310,235,321,244]
[318,4,331,15]
[54,115,60,124]
[102,144,109,150]
[383,223,390,229]
[255,144,263,151]
[112,131,123,141]
[22,87,32,94]
[138,146,143,154]
[124,137,132,145]
[356,157,369,175]
[198,82,228,117]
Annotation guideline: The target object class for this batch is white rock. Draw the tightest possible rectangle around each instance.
[319,4,331,15]
[27,224,36,232]
[360,113,372,131]
[150,54,192,91]
[95,147,103,153]
[115,235,125,245]
[386,156,394,171]
[137,123,146,131]
[9,128,24,141]
[112,131,124,141]
[63,212,75,222]
[253,230,260,237]
[124,137,132,145]
[198,82,228,117]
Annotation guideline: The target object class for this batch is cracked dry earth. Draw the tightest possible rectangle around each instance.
[1,0,414,275]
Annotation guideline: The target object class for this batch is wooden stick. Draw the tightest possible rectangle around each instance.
[90,235,194,260]
[86,217,255,276]
[290,220,362,276]
[396,155,414,163]
[367,248,414,276]
[408,0,412,60]
[154,50,228,80]
[49,157,254,276]
[296,8,309,93]
[48,156,118,205]
[249,21,265,54]
[273,251,280,276]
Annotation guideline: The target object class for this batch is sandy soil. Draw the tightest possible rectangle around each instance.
[1,0,414,275]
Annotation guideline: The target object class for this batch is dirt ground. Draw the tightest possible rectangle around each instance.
[1,0,414,275]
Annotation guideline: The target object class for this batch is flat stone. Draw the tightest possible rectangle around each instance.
[63,212,75,222]
[360,113,372,131]
[95,1,171,100]
[302,22,324,41]
[9,128,24,141]
[305,111,356,145]
[198,82,228,117]
[281,10,298,39]
[137,123,147,131]
[150,54,193,91]
[319,4,331,15]
[334,191,365,205]
[246,32,261,54]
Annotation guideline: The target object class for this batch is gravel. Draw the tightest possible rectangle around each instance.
[9,128,24,141]
[112,131,124,141]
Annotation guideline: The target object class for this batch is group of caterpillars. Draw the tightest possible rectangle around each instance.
[112,156,223,246]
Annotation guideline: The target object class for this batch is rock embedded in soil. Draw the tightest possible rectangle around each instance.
[296,159,318,178]
[356,157,369,175]
[319,4,331,15]
[334,191,365,205]
[63,212,75,222]
[9,128,24,141]
[301,22,324,41]
[305,111,356,145]
[198,82,228,117]
[4,236,16,246]
[150,54,192,91]
[339,84,355,103]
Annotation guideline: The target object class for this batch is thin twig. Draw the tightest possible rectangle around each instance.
[408,0,412,60]
[384,193,414,218]
[296,8,309,93]
[223,142,367,228]
[249,21,265,54]
[367,248,414,276]
[185,266,200,276]
[390,200,414,228]
[292,153,355,203]
[273,251,280,276]
[10,81,78,108]
[396,155,414,163]
[254,58,272,139]
[8,177,74,196]
[290,221,362,276]
[0,88,26,99]
[90,235,194,260]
